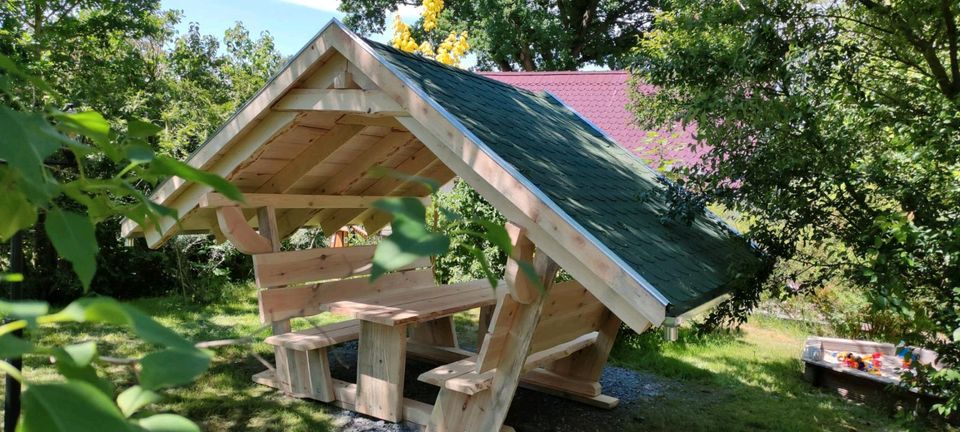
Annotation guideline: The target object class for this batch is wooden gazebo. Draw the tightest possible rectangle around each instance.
[122,20,755,432]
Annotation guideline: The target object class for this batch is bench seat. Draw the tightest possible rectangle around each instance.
[418,331,599,395]
[265,319,362,350]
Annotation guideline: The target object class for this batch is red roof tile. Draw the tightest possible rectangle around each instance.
[480,70,702,169]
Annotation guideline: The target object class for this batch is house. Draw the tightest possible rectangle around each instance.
[482,70,702,171]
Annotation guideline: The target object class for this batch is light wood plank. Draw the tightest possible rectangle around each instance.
[356,322,407,422]
[201,192,409,209]
[273,89,407,116]
[504,222,537,304]
[257,207,281,252]
[253,244,430,288]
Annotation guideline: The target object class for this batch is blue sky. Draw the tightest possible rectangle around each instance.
[160,0,416,55]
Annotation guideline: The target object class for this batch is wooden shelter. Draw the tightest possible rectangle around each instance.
[122,20,756,431]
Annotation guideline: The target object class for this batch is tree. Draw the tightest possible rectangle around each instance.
[631,0,960,413]
[340,0,658,71]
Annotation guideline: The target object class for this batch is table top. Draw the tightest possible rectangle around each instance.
[324,279,504,326]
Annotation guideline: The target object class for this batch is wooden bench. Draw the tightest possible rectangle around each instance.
[253,244,501,421]
[418,279,625,430]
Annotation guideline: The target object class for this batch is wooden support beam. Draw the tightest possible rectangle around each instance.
[273,89,407,116]
[355,322,407,422]
[473,252,559,431]
[201,192,407,210]
[215,206,273,254]
[257,207,281,252]
[504,222,538,304]
[428,252,559,432]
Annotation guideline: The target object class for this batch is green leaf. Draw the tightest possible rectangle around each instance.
[126,145,154,164]
[0,300,49,320]
[21,381,132,432]
[0,334,34,357]
[0,169,37,240]
[150,156,244,203]
[517,260,545,293]
[370,197,450,280]
[135,414,199,432]
[53,111,111,148]
[117,386,162,417]
[475,220,512,255]
[44,209,99,290]
[127,119,162,139]
[51,342,113,395]
[0,107,63,203]
[138,348,211,390]
[0,273,23,282]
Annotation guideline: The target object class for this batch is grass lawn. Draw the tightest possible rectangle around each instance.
[2,285,937,431]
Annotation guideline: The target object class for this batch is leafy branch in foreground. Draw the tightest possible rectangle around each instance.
[0,54,246,430]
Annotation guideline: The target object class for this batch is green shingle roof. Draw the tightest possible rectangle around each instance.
[365,40,756,316]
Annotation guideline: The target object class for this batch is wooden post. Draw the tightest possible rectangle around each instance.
[356,322,408,422]
[476,305,495,351]
[503,222,537,304]
[429,250,559,432]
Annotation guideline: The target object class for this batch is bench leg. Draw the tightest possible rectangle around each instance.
[410,316,458,348]
[356,321,407,422]
[272,321,295,394]
[288,348,336,402]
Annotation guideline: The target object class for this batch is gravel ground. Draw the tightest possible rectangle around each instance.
[321,342,669,432]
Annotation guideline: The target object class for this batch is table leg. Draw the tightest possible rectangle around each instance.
[356,321,407,422]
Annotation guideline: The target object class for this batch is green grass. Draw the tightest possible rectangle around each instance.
[609,316,933,431]
[1,286,937,431]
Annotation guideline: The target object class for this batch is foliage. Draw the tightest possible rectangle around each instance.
[341,0,658,71]
[630,0,960,413]
[430,179,508,284]
[0,48,249,429]
[391,12,470,67]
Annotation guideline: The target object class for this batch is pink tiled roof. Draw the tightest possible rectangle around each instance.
[480,70,702,169]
